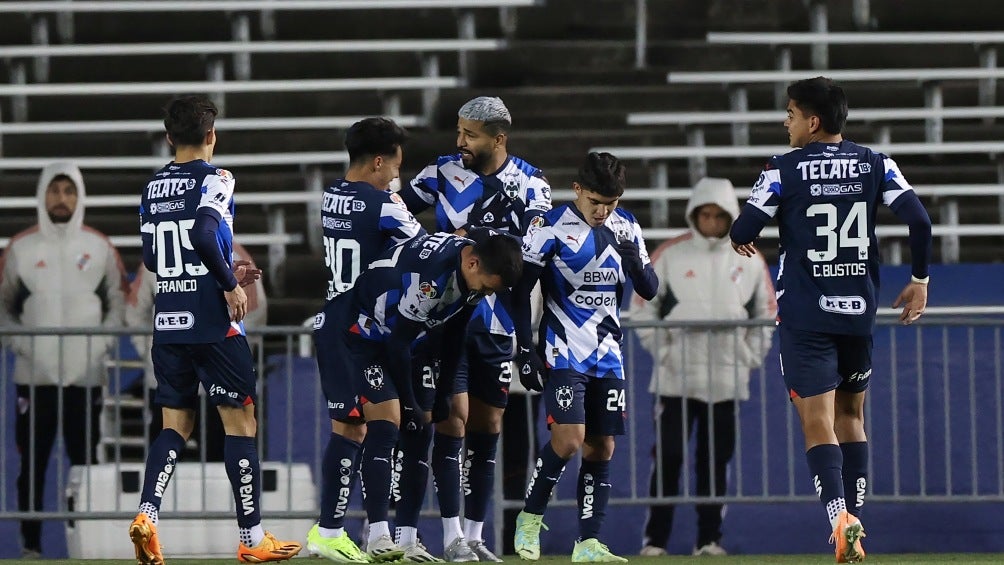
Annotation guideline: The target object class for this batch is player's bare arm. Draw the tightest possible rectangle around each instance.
[232,259,262,288]
[731,239,758,257]
[225,284,247,322]
[892,279,928,325]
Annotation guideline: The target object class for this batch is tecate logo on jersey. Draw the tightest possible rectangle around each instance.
[146,177,197,199]
[818,295,866,315]
[321,193,366,214]
[796,158,864,181]
[155,311,195,330]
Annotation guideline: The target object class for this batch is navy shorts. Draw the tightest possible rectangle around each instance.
[315,294,404,418]
[778,324,873,399]
[453,328,513,405]
[543,370,625,437]
[152,335,257,410]
[314,294,364,422]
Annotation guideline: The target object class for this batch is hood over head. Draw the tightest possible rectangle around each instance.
[685,177,740,235]
[36,161,85,237]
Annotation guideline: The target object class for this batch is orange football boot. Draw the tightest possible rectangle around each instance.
[831,510,866,563]
[237,531,303,563]
[129,513,164,565]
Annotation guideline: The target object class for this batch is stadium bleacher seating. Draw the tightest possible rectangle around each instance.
[2,0,1004,315]
[7,0,1004,559]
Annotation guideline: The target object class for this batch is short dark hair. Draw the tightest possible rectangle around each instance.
[47,174,76,190]
[577,151,626,198]
[480,120,510,137]
[787,76,848,135]
[163,95,218,147]
[468,230,523,288]
[344,117,408,165]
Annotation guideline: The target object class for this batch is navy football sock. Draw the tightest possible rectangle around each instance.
[577,459,611,541]
[224,435,262,528]
[806,444,845,526]
[318,432,361,529]
[361,420,399,523]
[840,442,868,518]
[139,428,186,513]
[431,431,464,518]
[463,431,499,522]
[524,442,568,515]
[395,423,433,527]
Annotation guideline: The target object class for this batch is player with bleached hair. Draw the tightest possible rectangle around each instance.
[396,96,550,562]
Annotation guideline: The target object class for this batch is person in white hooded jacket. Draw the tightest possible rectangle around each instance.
[632,177,776,557]
[0,161,127,558]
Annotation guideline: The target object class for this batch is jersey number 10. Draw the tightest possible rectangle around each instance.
[806,201,869,262]
[324,237,361,296]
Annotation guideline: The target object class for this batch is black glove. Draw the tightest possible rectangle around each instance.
[401,400,425,432]
[515,345,547,392]
[467,191,511,230]
[617,239,644,277]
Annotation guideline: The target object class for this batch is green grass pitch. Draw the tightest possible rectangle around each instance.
[15,555,1004,564]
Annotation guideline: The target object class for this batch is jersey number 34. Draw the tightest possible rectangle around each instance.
[806,202,869,262]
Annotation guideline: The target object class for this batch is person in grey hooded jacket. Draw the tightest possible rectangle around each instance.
[0,161,127,558]
[633,177,776,557]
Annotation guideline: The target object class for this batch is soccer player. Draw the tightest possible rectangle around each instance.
[512,152,658,563]
[729,77,932,563]
[306,117,425,563]
[313,229,523,562]
[130,95,302,564]
[398,96,550,561]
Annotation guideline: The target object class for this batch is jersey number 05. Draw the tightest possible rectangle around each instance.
[141,219,209,278]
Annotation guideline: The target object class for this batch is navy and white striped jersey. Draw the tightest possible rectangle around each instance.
[404,153,551,236]
[139,160,238,344]
[743,140,916,335]
[522,204,651,379]
[345,232,477,342]
[321,179,424,300]
[404,154,550,344]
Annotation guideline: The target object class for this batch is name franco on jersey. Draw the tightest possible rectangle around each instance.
[157,279,199,293]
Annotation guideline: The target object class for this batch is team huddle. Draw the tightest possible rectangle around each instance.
[128,77,932,565]
[306,97,656,564]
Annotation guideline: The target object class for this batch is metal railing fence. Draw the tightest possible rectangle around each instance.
[0,316,1000,553]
